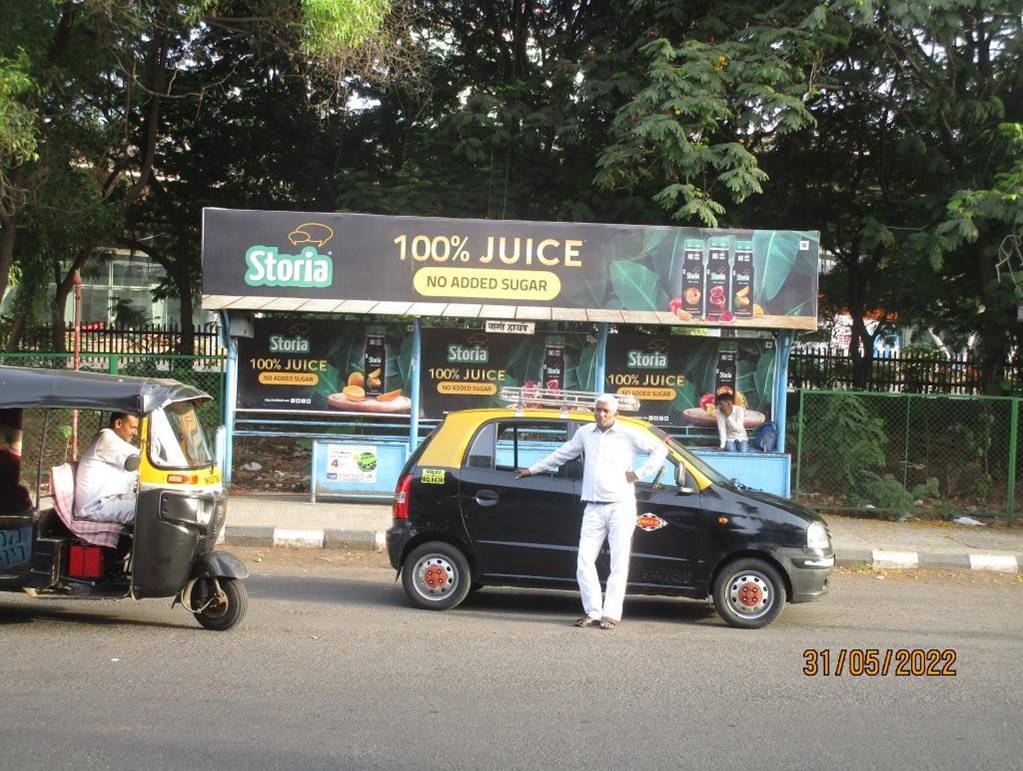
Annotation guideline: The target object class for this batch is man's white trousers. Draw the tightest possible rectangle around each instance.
[79,493,136,524]
[577,498,636,622]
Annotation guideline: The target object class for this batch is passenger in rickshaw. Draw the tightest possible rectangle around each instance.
[74,412,140,524]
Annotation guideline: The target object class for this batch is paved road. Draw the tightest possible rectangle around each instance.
[1,551,1020,770]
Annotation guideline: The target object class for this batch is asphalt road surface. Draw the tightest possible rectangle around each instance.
[1,549,1020,770]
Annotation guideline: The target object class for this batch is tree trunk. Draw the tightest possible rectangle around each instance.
[175,263,194,356]
[0,211,18,307]
[6,301,31,352]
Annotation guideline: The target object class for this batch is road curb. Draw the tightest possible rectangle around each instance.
[836,549,1020,574]
[220,525,1021,572]
[223,525,386,552]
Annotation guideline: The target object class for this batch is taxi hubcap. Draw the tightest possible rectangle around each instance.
[728,572,771,617]
[414,556,456,600]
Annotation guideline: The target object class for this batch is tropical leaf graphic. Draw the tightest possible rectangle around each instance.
[753,230,802,302]
[610,261,666,311]
[752,349,776,412]
[576,342,598,391]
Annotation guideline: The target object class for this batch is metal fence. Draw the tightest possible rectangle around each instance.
[3,323,224,357]
[789,347,1022,394]
[789,389,1018,523]
[0,352,225,429]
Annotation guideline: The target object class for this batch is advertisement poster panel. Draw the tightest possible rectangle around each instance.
[203,209,819,330]
[604,333,775,428]
[325,444,378,484]
[419,327,598,417]
[236,317,412,412]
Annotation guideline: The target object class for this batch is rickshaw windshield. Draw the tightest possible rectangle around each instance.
[148,400,214,469]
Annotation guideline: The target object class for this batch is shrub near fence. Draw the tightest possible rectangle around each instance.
[790,389,1019,523]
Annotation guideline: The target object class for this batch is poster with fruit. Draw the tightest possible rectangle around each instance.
[604,333,774,427]
[419,327,598,418]
[236,317,412,412]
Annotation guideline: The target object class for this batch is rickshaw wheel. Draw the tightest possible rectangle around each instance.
[194,577,248,631]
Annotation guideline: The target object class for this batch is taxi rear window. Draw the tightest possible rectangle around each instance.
[464,421,569,471]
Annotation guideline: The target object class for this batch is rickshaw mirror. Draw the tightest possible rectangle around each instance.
[124,453,141,472]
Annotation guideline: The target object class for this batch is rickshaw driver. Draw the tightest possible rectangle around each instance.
[75,412,141,524]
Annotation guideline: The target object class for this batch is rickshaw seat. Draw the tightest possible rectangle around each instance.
[50,463,124,549]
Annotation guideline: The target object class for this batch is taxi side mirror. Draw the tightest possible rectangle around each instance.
[676,465,695,495]
[124,454,141,472]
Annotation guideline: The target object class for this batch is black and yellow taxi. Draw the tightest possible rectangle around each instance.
[387,390,833,629]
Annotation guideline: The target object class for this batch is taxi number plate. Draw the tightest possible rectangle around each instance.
[421,469,446,485]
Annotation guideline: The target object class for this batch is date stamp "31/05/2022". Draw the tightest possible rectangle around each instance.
[803,649,957,677]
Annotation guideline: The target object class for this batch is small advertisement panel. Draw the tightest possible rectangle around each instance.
[236,317,412,413]
[419,327,599,417]
[604,333,775,428]
[325,444,378,484]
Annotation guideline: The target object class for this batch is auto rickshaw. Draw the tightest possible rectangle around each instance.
[0,365,248,630]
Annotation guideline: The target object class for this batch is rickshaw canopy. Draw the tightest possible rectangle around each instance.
[0,366,209,414]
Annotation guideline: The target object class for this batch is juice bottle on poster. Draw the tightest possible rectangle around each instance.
[732,239,754,318]
[715,343,737,396]
[680,239,706,318]
[705,237,731,320]
[363,325,386,397]
[541,335,566,391]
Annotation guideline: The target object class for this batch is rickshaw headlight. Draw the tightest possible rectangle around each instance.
[196,499,214,526]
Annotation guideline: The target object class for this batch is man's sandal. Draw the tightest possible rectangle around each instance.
[575,616,599,627]
[598,617,618,630]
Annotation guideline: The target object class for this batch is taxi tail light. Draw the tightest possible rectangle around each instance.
[393,474,411,520]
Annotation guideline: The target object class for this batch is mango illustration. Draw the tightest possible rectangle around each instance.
[368,368,381,379]
[348,372,365,387]
[342,385,366,401]
[753,303,765,317]
[378,389,403,402]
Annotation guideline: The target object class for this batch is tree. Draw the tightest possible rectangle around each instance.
[0,0,412,351]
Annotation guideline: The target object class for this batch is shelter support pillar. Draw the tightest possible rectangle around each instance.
[220,311,239,486]
[409,318,422,452]
[773,331,794,451]
[595,323,609,393]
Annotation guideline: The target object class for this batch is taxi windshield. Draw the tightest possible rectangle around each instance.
[651,427,732,487]
[148,400,214,469]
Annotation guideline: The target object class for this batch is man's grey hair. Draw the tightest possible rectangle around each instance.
[594,393,619,412]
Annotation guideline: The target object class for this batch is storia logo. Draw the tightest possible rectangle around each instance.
[269,334,310,353]
[626,339,668,369]
[245,245,333,288]
[447,344,488,363]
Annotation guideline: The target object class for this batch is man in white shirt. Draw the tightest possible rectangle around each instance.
[516,394,667,629]
[75,412,140,524]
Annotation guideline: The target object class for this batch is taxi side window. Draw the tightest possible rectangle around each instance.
[635,453,679,486]
[465,421,571,474]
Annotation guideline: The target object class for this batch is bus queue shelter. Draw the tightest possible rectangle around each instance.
[201,208,819,499]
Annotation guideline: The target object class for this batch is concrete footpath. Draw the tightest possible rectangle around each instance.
[222,493,1023,574]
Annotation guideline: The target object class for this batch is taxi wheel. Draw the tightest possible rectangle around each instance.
[402,542,472,611]
[712,558,786,629]
[195,577,248,631]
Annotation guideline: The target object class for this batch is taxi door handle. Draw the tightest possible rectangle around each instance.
[475,490,500,507]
